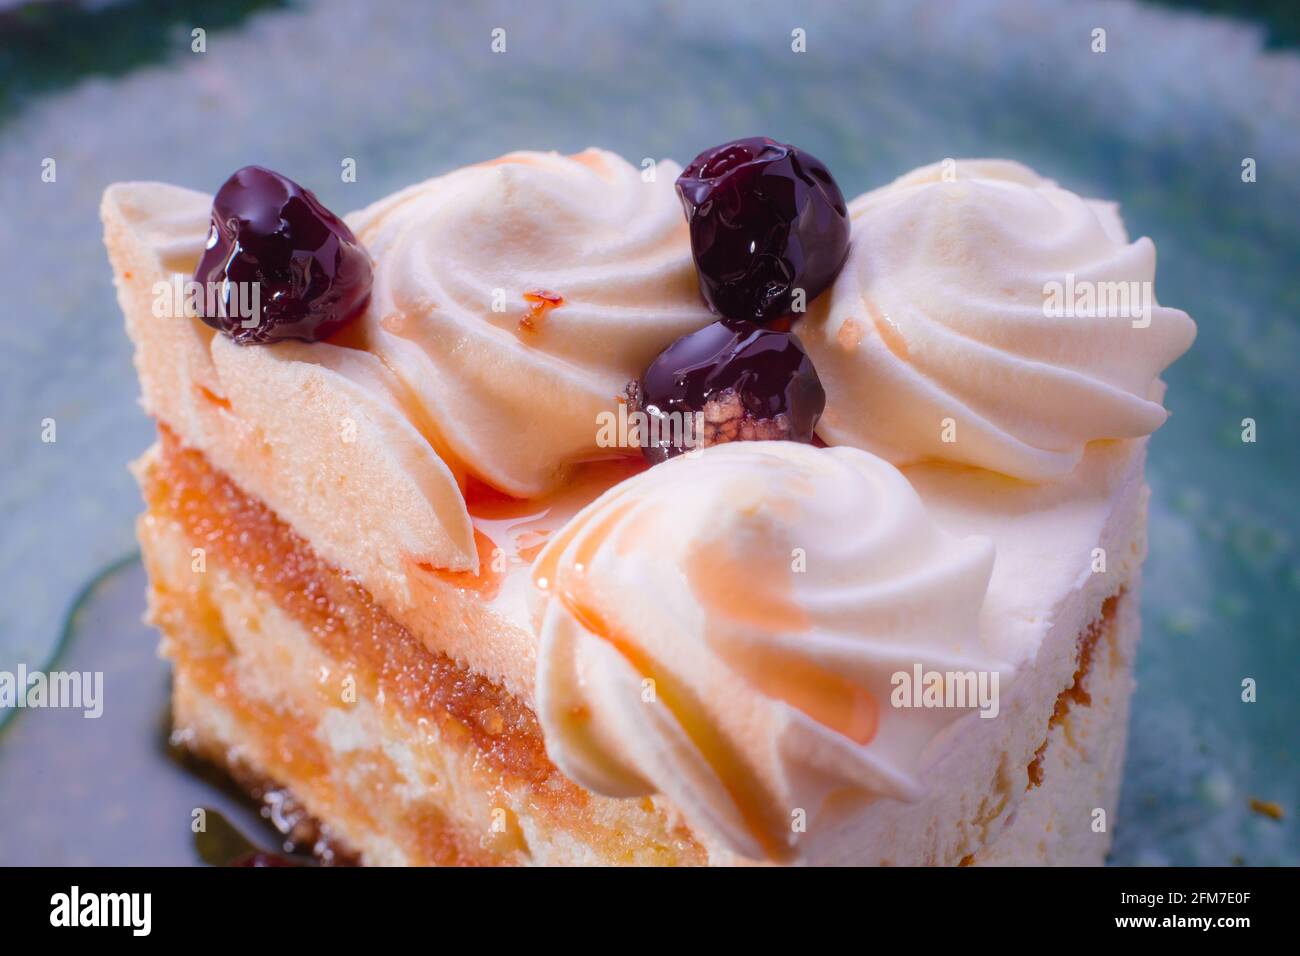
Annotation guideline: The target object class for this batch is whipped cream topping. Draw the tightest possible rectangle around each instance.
[530,441,1000,860]
[348,149,715,497]
[803,159,1197,480]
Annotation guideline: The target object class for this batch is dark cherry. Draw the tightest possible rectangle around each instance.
[628,319,825,464]
[676,137,849,324]
[194,166,371,344]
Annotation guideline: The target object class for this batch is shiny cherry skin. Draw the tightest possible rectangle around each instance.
[193,166,371,344]
[630,318,825,463]
[676,137,849,324]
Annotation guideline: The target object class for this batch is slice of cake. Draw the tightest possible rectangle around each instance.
[104,144,1194,865]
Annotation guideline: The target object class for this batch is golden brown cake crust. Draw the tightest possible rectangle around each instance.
[141,427,707,865]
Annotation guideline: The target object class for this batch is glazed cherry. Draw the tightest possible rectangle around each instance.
[628,319,825,463]
[193,166,371,344]
[676,137,849,324]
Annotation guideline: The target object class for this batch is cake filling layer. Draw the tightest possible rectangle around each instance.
[138,430,706,865]
[136,429,1141,865]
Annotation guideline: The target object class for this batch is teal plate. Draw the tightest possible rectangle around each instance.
[1,0,1297,865]
[0,558,315,866]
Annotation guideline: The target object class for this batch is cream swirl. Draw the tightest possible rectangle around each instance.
[530,441,999,861]
[348,149,715,496]
[803,159,1197,481]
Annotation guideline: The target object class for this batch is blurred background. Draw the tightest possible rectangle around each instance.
[0,0,1296,865]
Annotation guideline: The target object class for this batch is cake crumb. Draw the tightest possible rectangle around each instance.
[701,388,792,445]
[1249,798,1284,821]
